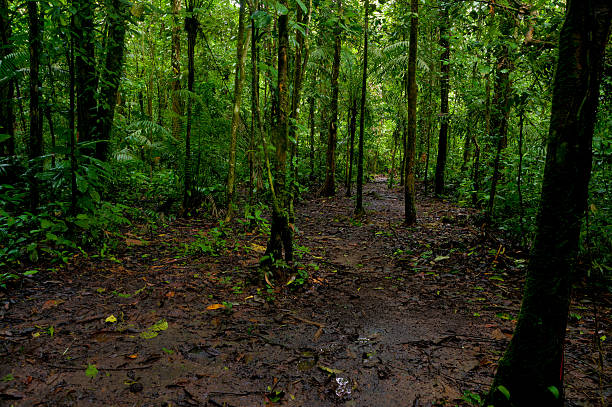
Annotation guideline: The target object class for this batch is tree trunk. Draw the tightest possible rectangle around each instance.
[288,0,312,221]
[487,2,610,405]
[96,0,129,161]
[434,4,449,196]
[355,0,369,216]
[345,97,357,196]
[171,0,183,141]
[28,0,42,210]
[248,1,260,203]
[183,2,198,212]
[264,0,293,279]
[68,33,77,215]
[74,0,98,151]
[404,0,418,225]
[226,0,252,221]
[0,0,15,156]
[308,96,316,182]
[321,0,342,197]
[486,11,514,223]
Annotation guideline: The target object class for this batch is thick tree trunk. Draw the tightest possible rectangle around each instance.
[68,34,77,215]
[0,0,15,156]
[74,0,98,151]
[404,0,418,225]
[321,1,342,197]
[355,0,369,216]
[487,2,610,405]
[28,1,42,210]
[170,0,183,141]
[434,4,449,196]
[96,0,129,161]
[226,0,252,221]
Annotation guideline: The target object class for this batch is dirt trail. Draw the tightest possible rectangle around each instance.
[1,179,610,406]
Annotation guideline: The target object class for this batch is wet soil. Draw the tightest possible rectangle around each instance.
[1,179,610,406]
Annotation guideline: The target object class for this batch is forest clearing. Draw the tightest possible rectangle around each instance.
[1,0,611,405]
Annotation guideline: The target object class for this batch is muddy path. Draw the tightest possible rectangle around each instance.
[1,179,610,406]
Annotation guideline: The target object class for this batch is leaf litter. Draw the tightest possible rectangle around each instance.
[0,179,609,406]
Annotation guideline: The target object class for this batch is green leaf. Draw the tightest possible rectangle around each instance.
[295,0,307,14]
[1,374,14,382]
[140,319,168,339]
[496,385,510,400]
[23,269,39,276]
[85,364,99,378]
[40,219,54,229]
[547,386,559,399]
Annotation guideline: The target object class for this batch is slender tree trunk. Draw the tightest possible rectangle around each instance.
[517,109,525,243]
[487,2,610,405]
[226,0,252,221]
[308,96,316,182]
[68,31,77,214]
[171,0,183,141]
[0,0,15,156]
[248,1,260,203]
[321,0,342,197]
[288,0,312,220]
[434,4,449,196]
[355,0,369,216]
[74,0,97,150]
[264,0,293,278]
[96,0,129,161]
[486,11,514,223]
[28,0,42,210]
[345,97,357,196]
[404,0,418,224]
[388,126,398,188]
[183,3,198,212]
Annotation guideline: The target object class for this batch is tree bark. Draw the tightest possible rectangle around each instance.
[404,0,418,225]
[0,0,15,156]
[345,97,357,196]
[28,0,42,210]
[183,1,198,212]
[434,4,449,196]
[355,0,369,216]
[321,0,342,197]
[487,2,611,405]
[96,0,129,161]
[264,0,293,278]
[486,11,514,222]
[226,0,252,220]
[74,0,98,151]
[170,0,183,141]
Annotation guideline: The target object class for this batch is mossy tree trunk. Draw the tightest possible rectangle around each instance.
[487,2,611,405]
[264,0,293,279]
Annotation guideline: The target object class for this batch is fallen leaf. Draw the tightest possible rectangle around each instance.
[105,315,117,323]
[127,354,138,359]
[42,299,64,311]
[206,304,225,310]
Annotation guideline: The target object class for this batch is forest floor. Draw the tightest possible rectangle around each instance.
[1,178,610,407]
